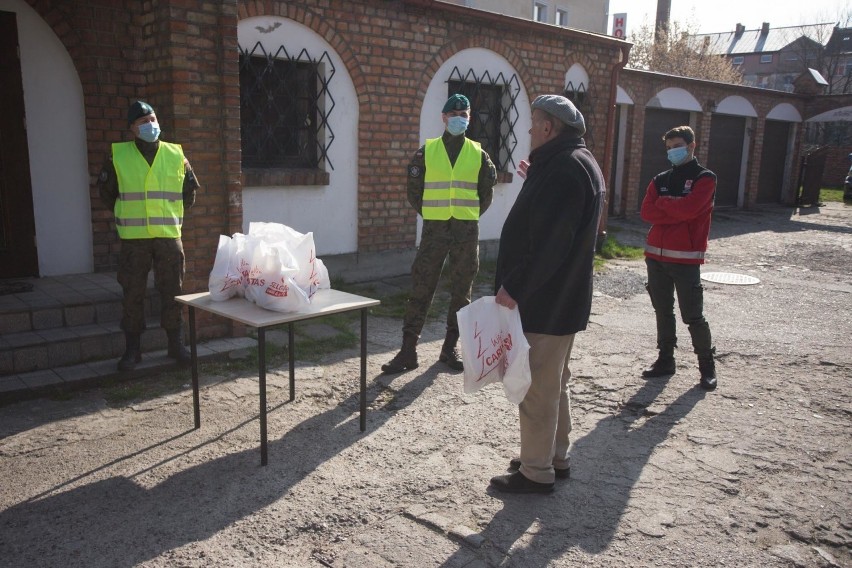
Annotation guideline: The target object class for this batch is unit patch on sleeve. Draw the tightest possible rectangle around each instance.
[408,165,421,178]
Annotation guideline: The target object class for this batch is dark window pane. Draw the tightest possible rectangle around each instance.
[239,52,318,168]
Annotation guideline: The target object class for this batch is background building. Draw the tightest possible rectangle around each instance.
[694,22,836,92]
[440,0,609,32]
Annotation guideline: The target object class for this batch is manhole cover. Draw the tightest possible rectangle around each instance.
[701,272,760,285]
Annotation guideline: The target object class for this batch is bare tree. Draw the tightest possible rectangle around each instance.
[627,20,744,84]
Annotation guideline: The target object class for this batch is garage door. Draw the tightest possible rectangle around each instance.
[637,108,691,209]
[707,114,746,208]
[756,120,790,204]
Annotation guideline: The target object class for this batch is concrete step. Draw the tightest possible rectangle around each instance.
[0,317,171,375]
[0,286,160,335]
[0,336,258,405]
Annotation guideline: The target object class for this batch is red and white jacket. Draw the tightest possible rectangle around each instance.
[640,158,716,265]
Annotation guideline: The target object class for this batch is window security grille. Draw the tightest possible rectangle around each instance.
[447,67,521,171]
[239,42,336,170]
[564,80,597,148]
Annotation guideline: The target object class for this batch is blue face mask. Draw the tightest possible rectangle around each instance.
[446,116,469,136]
[137,121,161,143]
[667,146,689,165]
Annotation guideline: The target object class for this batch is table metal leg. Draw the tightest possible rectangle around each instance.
[288,321,295,401]
[189,306,200,429]
[259,327,268,466]
[360,308,367,432]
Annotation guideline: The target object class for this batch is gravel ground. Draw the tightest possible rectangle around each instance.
[1,202,850,567]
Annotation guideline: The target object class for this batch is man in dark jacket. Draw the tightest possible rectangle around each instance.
[490,95,605,494]
[639,125,717,391]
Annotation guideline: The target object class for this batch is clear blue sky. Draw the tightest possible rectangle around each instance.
[607,0,849,35]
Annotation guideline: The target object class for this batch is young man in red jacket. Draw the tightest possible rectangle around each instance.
[640,126,717,391]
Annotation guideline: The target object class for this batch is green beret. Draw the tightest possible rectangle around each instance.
[127,101,155,126]
[442,94,470,113]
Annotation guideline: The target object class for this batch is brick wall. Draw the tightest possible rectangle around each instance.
[26,0,624,338]
[24,0,240,338]
[234,0,622,253]
[617,69,809,211]
[22,0,852,341]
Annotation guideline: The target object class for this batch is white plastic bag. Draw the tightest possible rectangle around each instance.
[231,233,253,298]
[208,235,242,301]
[457,296,531,404]
[248,222,330,297]
[208,222,331,312]
[242,241,310,312]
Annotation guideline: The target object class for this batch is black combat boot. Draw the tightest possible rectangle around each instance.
[381,333,419,374]
[167,326,191,367]
[641,350,675,378]
[439,330,463,371]
[698,357,717,391]
[118,332,142,371]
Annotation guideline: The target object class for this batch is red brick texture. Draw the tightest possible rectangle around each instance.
[21,0,849,338]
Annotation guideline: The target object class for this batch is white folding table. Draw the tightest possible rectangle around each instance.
[176,289,380,465]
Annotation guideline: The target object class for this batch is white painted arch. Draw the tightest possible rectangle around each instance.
[767,103,802,122]
[1,0,92,276]
[565,63,589,93]
[646,87,702,112]
[419,47,531,243]
[238,16,359,256]
[715,95,758,117]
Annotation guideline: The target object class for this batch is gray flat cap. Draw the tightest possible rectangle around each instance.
[531,94,585,136]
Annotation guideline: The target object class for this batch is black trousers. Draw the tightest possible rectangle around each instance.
[645,257,713,359]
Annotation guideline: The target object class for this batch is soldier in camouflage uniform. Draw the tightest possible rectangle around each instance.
[382,94,497,374]
[98,101,200,372]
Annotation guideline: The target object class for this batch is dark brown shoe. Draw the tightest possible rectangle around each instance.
[509,457,570,479]
[490,471,554,494]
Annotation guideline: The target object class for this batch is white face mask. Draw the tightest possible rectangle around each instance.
[137,121,161,143]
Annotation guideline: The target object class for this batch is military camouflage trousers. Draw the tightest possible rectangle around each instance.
[117,238,185,333]
[402,232,479,338]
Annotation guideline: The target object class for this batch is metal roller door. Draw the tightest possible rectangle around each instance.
[756,120,790,204]
[707,114,746,208]
[637,108,691,209]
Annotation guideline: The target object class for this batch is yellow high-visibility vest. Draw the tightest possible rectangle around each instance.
[422,137,481,221]
[112,141,185,239]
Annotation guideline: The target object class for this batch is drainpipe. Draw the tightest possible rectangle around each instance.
[597,42,631,251]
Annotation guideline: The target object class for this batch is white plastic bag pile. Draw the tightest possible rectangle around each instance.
[208,222,330,312]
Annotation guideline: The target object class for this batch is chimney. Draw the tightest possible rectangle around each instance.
[761,22,769,36]
[735,23,745,38]
[655,0,672,42]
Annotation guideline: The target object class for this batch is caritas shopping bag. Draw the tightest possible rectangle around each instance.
[242,240,310,312]
[248,222,330,298]
[456,296,531,404]
[208,222,330,312]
